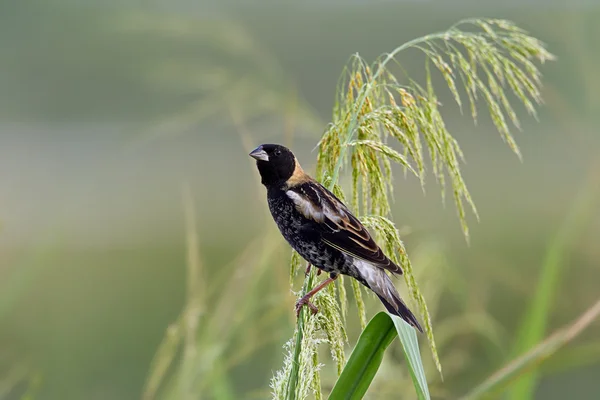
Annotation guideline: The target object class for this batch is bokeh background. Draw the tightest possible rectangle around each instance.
[1,1,599,399]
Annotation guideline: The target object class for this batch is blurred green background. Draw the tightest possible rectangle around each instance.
[1,1,599,399]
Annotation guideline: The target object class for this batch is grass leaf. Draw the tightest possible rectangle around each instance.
[329,312,430,400]
[391,315,431,400]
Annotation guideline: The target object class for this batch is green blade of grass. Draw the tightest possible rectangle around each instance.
[462,298,600,400]
[328,313,396,400]
[329,312,429,400]
[390,315,431,400]
[508,167,600,400]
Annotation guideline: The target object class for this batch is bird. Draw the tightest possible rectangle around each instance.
[249,143,423,332]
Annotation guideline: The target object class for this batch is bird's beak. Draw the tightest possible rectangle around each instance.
[249,146,269,161]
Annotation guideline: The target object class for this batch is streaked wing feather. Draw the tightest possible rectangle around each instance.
[286,182,402,275]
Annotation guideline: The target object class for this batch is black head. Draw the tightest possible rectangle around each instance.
[249,144,297,187]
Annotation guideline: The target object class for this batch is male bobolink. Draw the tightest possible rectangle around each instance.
[250,144,422,332]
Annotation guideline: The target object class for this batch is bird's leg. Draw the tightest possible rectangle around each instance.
[304,263,322,276]
[304,263,311,275]
[295,274,338,317]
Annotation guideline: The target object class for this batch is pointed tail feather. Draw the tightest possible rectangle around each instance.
[355,260,423,332]
[375,293,423,332]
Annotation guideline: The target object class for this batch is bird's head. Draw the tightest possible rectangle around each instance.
[249,144,307,188]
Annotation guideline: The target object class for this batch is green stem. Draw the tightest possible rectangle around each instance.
[284,30,449,400]
[285,270,316,400]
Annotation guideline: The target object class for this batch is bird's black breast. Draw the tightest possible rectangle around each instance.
[266,187,349,274]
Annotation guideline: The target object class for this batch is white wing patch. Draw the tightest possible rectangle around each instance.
[286,190,324,222]
[324,203,344,224]
[287,183,401,274]
[287,188,347,226]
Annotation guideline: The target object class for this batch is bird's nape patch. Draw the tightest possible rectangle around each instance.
[285,159,311,187]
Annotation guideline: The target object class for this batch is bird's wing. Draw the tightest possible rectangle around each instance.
[286,182,402,275]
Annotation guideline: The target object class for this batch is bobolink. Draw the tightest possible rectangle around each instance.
[250,144,422,332]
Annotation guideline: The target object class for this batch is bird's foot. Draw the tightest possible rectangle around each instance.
[295,295,319,317]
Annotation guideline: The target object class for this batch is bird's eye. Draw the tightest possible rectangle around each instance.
[274,149,281,156]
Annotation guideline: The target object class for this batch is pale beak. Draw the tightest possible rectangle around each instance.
[249,146,269,161]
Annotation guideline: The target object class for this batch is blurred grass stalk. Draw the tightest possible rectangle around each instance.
[179,183,205,399]
[0,234,65,397]
[143,184,287,400]
[463,297,600,400]
[142,184,208,400]
[507,163,600,400]
[462,163,600,399]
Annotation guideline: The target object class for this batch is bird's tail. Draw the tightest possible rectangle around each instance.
[356,260,423,332]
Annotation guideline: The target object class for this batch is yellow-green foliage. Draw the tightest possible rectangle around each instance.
[273,18,553,400]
